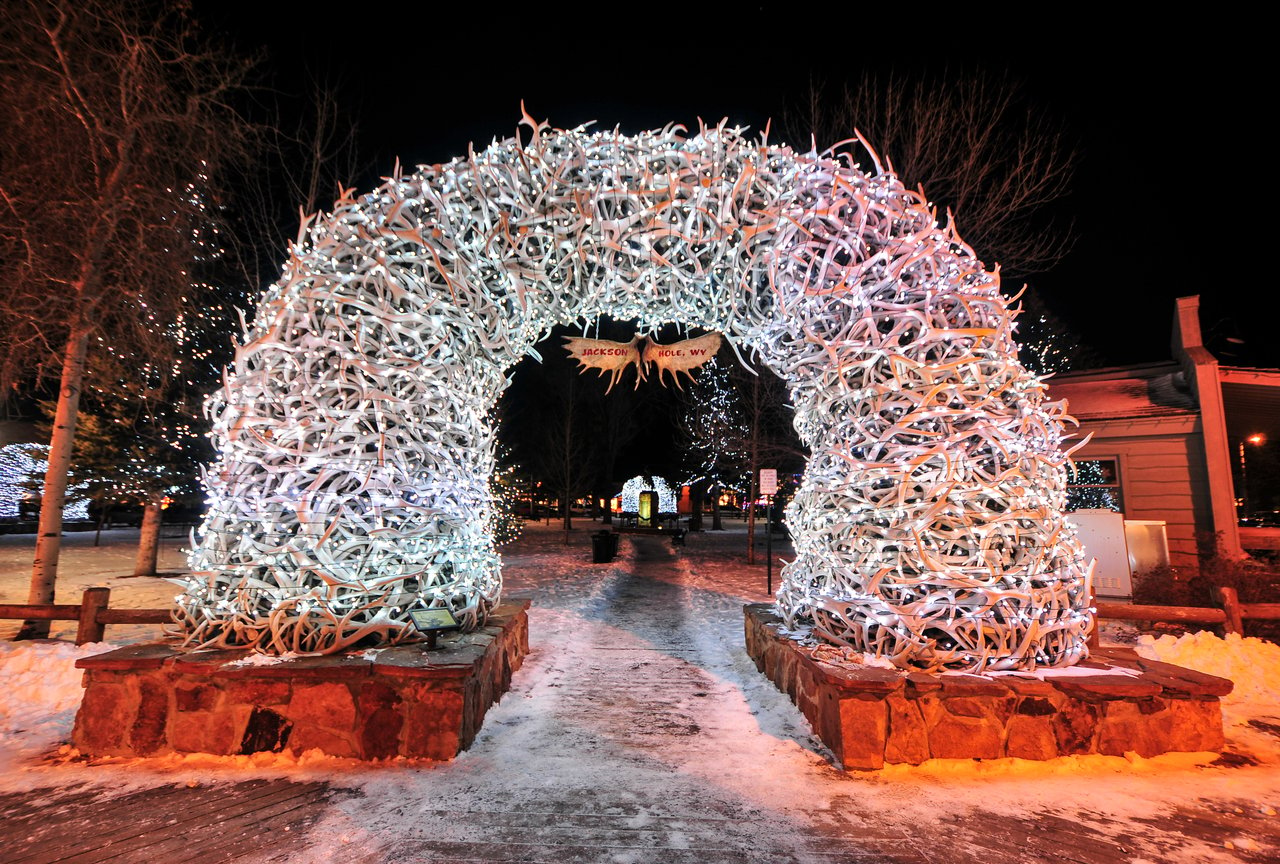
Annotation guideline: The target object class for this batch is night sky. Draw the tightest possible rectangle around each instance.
[199,3,1269,369]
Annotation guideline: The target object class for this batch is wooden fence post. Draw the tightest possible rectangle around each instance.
[1217,586,1243,635]
[76,587,110,645]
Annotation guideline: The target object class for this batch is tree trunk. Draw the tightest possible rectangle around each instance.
[688,483,704,532]
[134,496,163,577]
[711,484,723,531]
[17,318,92,639]
[94,502,108,547]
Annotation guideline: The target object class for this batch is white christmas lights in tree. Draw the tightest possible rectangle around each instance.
[680,357,748,494]
[176,115,1092,669]
[0,443,91,521]
[488,442,526,546]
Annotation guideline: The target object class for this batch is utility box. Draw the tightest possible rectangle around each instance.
[1123,519,1171,585]
[1069,510,1170,602]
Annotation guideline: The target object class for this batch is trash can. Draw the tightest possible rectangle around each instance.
[591,530,615,563]
[608,532,619,558]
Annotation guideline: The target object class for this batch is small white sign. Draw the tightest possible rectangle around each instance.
[760,469,778,495]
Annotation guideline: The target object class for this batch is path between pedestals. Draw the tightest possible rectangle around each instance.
[3,532,1279,863]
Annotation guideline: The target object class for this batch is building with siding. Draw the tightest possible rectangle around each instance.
[1048,296,1280,567]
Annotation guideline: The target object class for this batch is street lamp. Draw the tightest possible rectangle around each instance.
[1239,433,1266,516]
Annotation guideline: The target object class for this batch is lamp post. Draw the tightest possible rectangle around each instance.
[1239,433,1266,517]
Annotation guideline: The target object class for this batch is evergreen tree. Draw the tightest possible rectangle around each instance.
[679,357,748,531]
[1014,286,1101,375]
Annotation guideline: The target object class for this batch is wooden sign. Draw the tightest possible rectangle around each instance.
[563,332,721,391]
[643,333,721,388]
[562,335,644,393]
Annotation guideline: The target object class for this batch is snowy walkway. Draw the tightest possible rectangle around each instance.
[2,525,1280,862]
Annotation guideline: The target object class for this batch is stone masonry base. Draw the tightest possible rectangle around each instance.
[72,599,530,760]
[744,604,1232,770]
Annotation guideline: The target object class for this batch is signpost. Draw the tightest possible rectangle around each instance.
[760,469,778,593]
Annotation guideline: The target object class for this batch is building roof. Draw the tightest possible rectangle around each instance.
[1047,362,1197,421]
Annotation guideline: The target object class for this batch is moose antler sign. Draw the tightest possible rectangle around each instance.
[563,332,722,392]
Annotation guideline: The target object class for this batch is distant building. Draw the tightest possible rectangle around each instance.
[1049,296,1280,570]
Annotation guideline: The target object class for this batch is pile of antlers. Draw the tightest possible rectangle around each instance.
[174,113,1092,671]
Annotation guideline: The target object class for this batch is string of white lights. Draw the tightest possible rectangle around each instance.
[0,443,91,521]
[174,116,1092,669]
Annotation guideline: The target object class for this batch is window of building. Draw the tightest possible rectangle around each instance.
[1067,458,1123,512]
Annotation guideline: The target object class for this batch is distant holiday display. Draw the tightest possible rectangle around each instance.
[620,475,679,514]
[176,113,1092,670]
[0,443,90,521]
[564,332,722,391]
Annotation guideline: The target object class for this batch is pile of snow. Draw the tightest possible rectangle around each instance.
[226,651,300,667]
[0,639,106,777]
[1136,630,1280,729]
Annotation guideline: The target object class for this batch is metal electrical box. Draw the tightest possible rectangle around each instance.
[1071,510,1131,600]
[1069,510,1170,601]
[1123,519,1171,585]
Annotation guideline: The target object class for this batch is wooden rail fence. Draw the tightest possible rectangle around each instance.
[4,586,1278,647]
[0,587,169,643]
[1089,586,1280,647]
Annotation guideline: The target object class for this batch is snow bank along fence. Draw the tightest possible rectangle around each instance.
[1090,586,1280,644]
[1,587,169,643]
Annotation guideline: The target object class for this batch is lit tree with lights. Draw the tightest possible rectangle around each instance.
[98,178,244,574]
[680,357,747,531]
[487,442,525,547]
[23,408,128,542]
[0,0,255,636]
[1013,286,1100,375]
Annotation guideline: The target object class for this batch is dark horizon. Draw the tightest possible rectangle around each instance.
[194,3,1269,369]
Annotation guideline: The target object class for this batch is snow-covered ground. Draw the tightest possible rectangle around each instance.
[2,522,1279,862]
[0,527,189,642]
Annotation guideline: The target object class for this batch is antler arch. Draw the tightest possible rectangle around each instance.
[175,117,1092,671]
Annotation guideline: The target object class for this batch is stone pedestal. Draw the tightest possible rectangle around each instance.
[73,600,530,760]
[744,604,1232,770]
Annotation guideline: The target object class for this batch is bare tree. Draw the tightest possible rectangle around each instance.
[786,71,1077,280]
[733,363,806,565]
[0,0,256,637]
[589,384,640,525]
[539,374,597,538]
[227,71,364,290]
